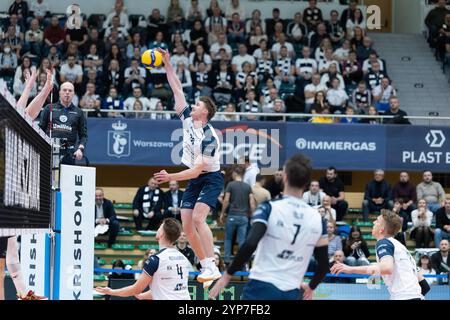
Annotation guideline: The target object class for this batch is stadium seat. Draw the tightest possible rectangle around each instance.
[111,244,135,250]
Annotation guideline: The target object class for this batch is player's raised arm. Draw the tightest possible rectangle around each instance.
[25,69,54,120]
[156,48,187,115]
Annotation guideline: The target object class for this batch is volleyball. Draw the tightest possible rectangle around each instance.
[141,49,163,70]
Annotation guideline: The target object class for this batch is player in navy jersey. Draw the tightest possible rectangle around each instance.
[96,218,191,300]
[153,49,223,288]
[209,154,329,300]
[331,210,430,300]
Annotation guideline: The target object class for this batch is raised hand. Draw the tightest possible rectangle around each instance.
[43,69,54,93]
[25,68,37,88]
[155,48,170,65]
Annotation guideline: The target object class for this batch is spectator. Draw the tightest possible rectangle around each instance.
[343,226,370,266]
[127,99,149,119]
[124,58,146,94]
[163,181,183,222]
[326,10,345,48]
[327,221,343,262]
[124,86,158,111]
[310,23,330,53]
[425,0,450,48]
[295,46,317,87]
[314,37,333,63]
[29,0,51,26]
[320,63,345,91]
[252,174,271,206]
[231,43,256,73]
[79,82,102,117]
[266,98,285,122]
[23,18,43,57]
[350,26,365,52]
[340,106,359,124]
[341,50,363,86]
[383,96,411,125]
[270,21,286,46]
[333,39,351,62]
[255,49,273,83]
[303,0,323,32]
[14,55,35,85]
[109,260,134,280]
[0,44,18,77]
[83,43,103,74]
[83,67,105,96]
[311,105,333,124]
[175,61,193,100]
[326,77,348,114]
[186,0,205,28]
[416,170,446,214]
[266,168,283,199]
[8,0,29,30]
[135,248,157,279]
[147,8,167,42]
[246,9,265,36]
[227,13,245,44]
[214,251,225,272]
[265,8,285,39]
[225,0,245,21]
[340,0,358,29]
[220,166,255,265]
[356,37,376,62]
[327,250,353,283]
[170,44,189,69]
[321,196,337,222]
[271,33,294,60]
[104,59,124,91]
[126,33,147,62]
[362,169,393,221]
[435,198,450,248]
[3,25,23,58]
[392,171,417,213]
[310,90,329,115]
[83,28,105,58]
[362,52,385,74]
[274,45,295,88]
[350,80,371,114]
[212,60,234,104]
[192,61,213,99]
[235,62,257,99]
[59,54,83,88]
[189,19,208,53]
[176,232,196,267]
[318,48,341,75]
[346,8,366,39]
[102,86,124,118]
[103,0,130,30]
[358,105,381,124]
[189,44,212,73]
[13,67,36,99]
[239,90,261,121]
[304,73,327,111]
[303,180,326,207]
[372,77,397,114]
[214,103,239,121]
[94,188,120,248]
[148,30,169,51]
[204,5,227,43]
[65,20,88,49]
[417,254,437,285]
[243,156,260,187]
[43,15,64,54]
[132,178,164,231]
[411,199,434,248]
[365,61,387,91]
[150,101,172,120]
[210,32,232,62]
[431,239,450,283]
[166,0,185,33]
[392,198,410,246]
[47,44,61,69]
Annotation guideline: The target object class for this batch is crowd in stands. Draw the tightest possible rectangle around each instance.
[0,0,413,123]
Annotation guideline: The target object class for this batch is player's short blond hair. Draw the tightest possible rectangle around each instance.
[380,210,402,236]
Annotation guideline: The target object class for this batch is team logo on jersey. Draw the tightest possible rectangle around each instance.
[108,121,131,158]
[277,250,303,262]
[59,115,68,123]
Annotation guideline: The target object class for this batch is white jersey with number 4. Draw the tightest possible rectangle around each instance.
[178,106,220,172]
[249,196,327,291]
[143,247,191,300]
[375,237,423,300]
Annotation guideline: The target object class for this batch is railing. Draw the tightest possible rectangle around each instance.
[81,109,450,123]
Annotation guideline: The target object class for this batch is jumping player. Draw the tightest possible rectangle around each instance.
[153,49,223,287]
[331,210,430,300]
[96,218,191,300]
[209,154,330,300]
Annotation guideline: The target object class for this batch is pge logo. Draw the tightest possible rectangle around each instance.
[425,130,446,148]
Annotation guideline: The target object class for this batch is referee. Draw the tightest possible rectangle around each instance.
[39,81,87,165]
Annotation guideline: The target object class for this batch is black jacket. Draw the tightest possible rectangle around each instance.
[431,251,450,274]
[164,190,184,212]
[39,102,87,149]
[94,198,118,224]
[364,180,392,203]
[435,208,450,230]
[383,109,411,125]
[132,186,163,214]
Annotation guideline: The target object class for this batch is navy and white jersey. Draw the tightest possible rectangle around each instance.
[375,237,423,300]
[143,247,191,300]
[249,196,327,291]
[295,58,317,75]
[256,60,274,78]
[275,57,294,76]
[178,106,221,172]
